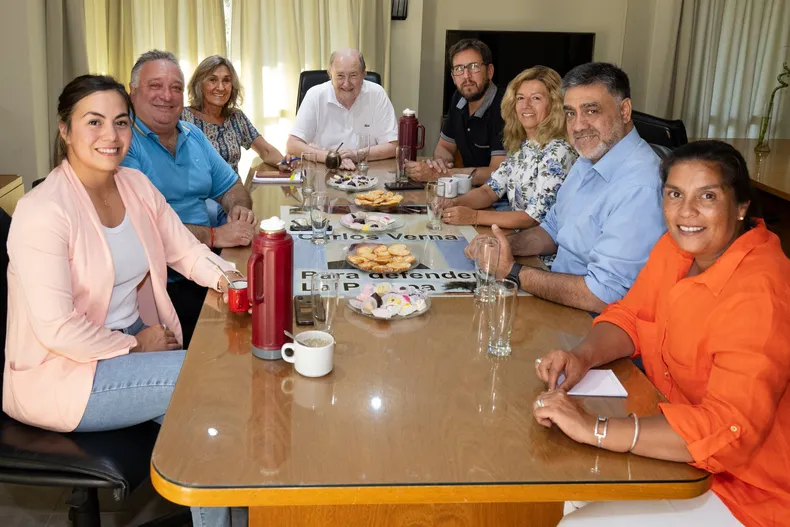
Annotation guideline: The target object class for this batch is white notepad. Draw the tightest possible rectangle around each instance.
[558,370,628,397]
[252,174,302,185]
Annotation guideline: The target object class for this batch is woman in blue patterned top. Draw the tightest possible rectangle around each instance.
[183,56,289,175]
[442,66,577,229]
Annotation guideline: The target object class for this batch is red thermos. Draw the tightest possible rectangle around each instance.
[248,217,293,360]
[398,108,425,161]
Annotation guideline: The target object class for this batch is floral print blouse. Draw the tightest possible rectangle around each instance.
[486,138,577,222]
[181,107,260,174]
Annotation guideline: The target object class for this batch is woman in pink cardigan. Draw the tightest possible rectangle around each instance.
[5,75,241,526]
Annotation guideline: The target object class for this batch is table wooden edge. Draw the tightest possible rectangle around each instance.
[151,461,711,508]
[752,180,790,202]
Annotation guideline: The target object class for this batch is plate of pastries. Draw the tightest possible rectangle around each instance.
[353,190,404,209]
[345,243,418,273]
[347,283,430,320]
[328,173,378,190]
[340,212,405,232]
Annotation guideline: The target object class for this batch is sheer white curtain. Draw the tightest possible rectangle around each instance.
[230,0,392,165]
[85,0,227,87]
[670,0,790,139]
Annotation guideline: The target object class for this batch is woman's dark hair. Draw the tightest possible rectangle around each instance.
[53,74,134,166]
[660,140,762,226]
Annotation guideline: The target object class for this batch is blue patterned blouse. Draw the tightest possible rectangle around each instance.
[181,107,261,174]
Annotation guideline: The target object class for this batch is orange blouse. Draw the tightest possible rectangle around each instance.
[596,221,790,527]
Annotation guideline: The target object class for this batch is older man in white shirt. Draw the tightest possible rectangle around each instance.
[287,48,398,170]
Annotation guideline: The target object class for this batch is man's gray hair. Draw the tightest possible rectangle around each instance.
[130,50,181,88]
[561,62,631,101]
[328,49,366,73]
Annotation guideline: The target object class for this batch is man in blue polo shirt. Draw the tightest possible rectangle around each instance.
[122,49,256,348]
[466,63,666,314]
[406,39,506,186]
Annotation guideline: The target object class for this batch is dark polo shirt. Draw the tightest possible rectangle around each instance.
[440,83,506,168]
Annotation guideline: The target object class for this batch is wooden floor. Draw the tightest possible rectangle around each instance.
[0,481,193,527]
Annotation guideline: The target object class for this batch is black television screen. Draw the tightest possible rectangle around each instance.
[443,30,595,116]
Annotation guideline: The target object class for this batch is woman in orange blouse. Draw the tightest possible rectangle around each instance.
[532,140,789,527]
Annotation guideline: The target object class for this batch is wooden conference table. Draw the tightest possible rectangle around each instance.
[150,160,709,526]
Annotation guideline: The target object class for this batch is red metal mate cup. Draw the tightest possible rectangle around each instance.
[248,217,294,360]
[227,279,249,313]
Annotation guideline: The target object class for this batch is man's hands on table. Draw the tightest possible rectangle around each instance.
[406,159,455,182]
[337,149,357,171]
[215,206,257,247]
[464,225,515,279]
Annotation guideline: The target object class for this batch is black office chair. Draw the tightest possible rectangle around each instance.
[632,110,688,159]
[296,70,382,112]
[0,207,190,527]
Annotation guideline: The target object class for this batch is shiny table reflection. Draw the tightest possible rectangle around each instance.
[151,160,709,527]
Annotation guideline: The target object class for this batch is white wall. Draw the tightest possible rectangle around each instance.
[0,0,50,190]
[389,0,424,117]
[413,0,631,156]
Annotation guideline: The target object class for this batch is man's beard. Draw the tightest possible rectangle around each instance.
[462,78,490,102]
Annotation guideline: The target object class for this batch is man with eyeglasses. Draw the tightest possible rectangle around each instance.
[406,39,506,186]
[287,48,398,171]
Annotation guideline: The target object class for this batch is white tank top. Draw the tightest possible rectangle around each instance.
[103,214,150,330]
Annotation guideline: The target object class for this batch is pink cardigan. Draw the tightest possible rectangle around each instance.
[4,161,236,432]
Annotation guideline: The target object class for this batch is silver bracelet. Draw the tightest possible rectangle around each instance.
[594,415,609,448]
[628,413,640,452]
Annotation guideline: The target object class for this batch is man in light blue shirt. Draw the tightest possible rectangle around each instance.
[467,63,665,313]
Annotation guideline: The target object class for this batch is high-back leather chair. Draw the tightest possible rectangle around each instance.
[296,70,382,112]
[0,207,189,527]
[632,110,688,159]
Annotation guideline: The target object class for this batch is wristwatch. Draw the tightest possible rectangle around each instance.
[506,262,524,289]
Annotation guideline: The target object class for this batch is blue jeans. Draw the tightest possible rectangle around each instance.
[74,318,235,527]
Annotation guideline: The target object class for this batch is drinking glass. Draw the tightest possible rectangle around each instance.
[356,133,371,172]
[301,152,318,213]
[311,273,339,334]
[310,191,332,244]
[395,145,411,182]
[474,236,500,303]
[426,180,447,231]
[487,279,518,357]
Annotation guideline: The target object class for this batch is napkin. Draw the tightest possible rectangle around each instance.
[558,370,628,397]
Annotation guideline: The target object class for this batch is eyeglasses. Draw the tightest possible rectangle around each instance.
[450,61,485,77]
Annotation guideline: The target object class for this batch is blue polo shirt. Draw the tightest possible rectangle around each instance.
[121,119,238,226]
[540,127,666,304]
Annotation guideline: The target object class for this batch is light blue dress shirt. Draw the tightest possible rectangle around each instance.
[540,127,666,304]
[121,119,238,227]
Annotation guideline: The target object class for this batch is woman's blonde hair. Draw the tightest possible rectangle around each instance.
[187,55,244,117]
[501,66,567,153]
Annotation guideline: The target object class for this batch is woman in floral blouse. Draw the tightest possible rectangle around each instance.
[442,66,577,229]
[182,56,289,175]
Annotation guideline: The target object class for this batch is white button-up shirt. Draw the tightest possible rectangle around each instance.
[290,80,398,150]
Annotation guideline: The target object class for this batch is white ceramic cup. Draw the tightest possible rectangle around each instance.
[455,174,472,195]
[437,176,458,198]
[281,330,334,377]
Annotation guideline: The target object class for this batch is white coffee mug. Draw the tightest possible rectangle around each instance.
[281,330,334,377]
[437,176,458,198]
[455,174,472,195]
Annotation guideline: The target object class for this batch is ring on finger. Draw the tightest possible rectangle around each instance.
[535,358,542,365]
[536,398,545,408]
